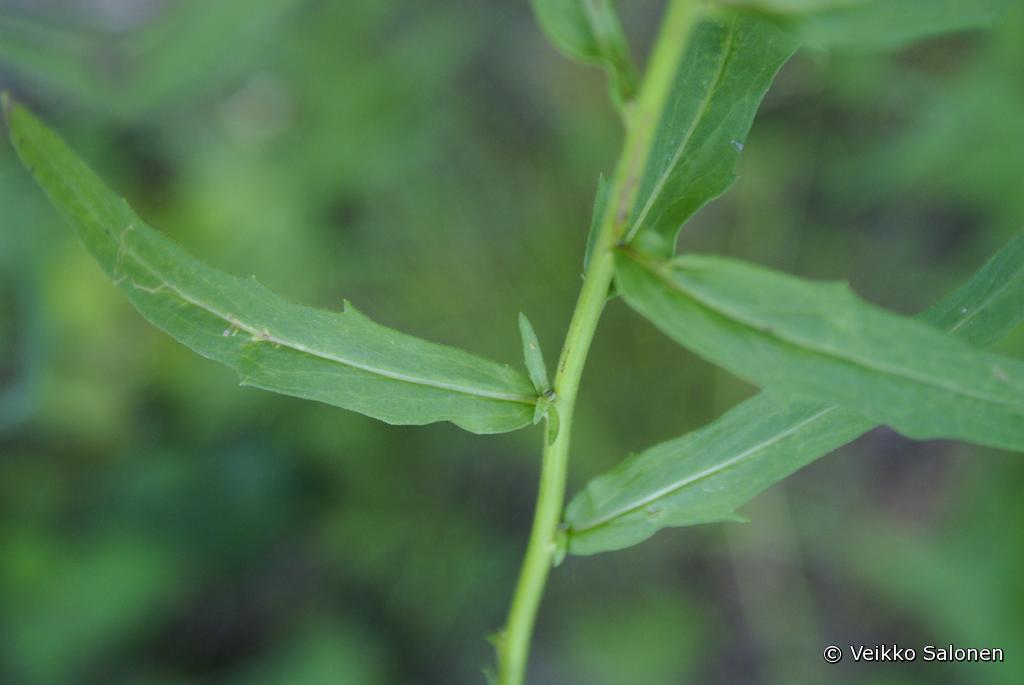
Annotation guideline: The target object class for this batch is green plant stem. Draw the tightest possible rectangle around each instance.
[496,244,615,685]
[497,3,699,682]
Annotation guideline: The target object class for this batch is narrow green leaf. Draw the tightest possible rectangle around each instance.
[721,0,1009,50]
[518,313,551,395]
[5,100,537,434]
[568,235,1024,554]
[529,0,638,101]
[616,250,1024,450]
[622,8,797,257]
[567,399,867,554]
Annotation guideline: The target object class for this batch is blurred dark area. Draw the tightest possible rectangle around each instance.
[1,1,1022,684]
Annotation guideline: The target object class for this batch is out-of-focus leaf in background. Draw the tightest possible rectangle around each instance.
[528,0,638,101]
[0,0,306,117]
[719,0,1009,50]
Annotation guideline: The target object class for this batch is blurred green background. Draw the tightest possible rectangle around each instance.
[1,1,1022,684]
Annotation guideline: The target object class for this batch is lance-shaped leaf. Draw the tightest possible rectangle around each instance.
[529,0,638,101]
[621,8,797,257]
[568,235,1024,554]
[719,0,1009,50]
[616,250,1024,450]
[4,97,538,434]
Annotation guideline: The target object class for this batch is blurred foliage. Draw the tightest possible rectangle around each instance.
[0,0,1022,683]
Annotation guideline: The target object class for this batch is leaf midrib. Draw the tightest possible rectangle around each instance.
[947,267,1024,335]
[639,256,1022,411]
[123,243,538,404]
[31,134,537,407]
[624,11,737,243]
[569,404,839,533]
